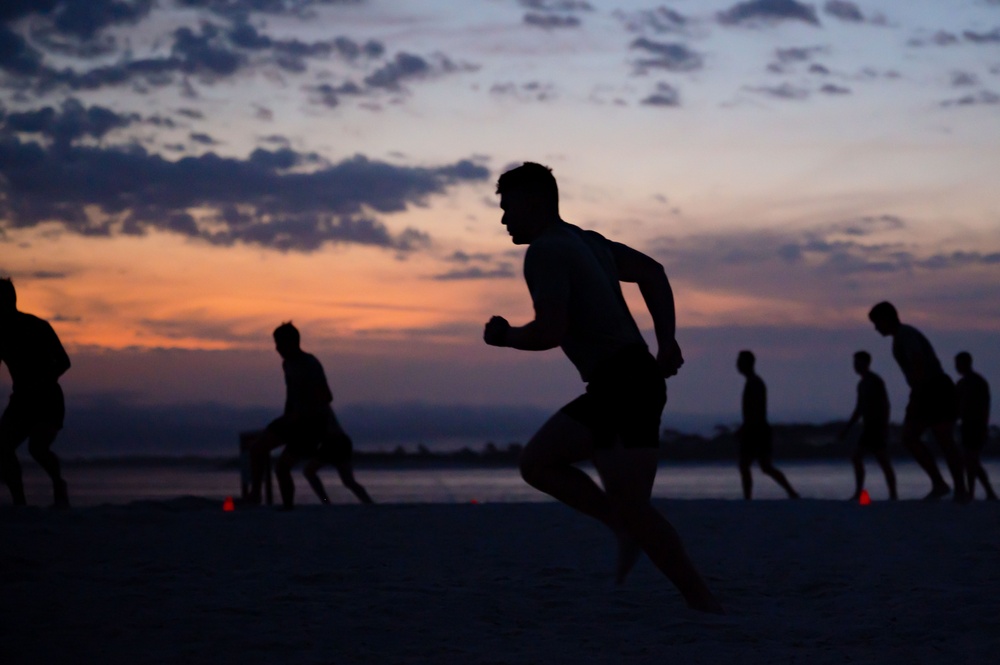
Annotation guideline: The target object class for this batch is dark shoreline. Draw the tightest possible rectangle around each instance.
[57,421,999,467]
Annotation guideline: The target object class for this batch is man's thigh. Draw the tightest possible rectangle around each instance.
[593,447,658,502]
[520,411,596,469]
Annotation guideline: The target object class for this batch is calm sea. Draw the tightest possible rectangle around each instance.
[10,459,1000,507]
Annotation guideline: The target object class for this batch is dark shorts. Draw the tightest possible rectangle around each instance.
[960,422,989,451]
[857,425,888,452]
[905,374,958,428]
[560,345,666,450]
[0,386,65,444]
[266,413,328,457]
[316,413,353,465]
[739,424,773,462]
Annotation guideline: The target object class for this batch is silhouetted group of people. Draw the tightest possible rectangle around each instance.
[736,303,994,503]
[1,163,995,615]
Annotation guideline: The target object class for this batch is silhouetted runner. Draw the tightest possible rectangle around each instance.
[955,351,996,501]
[244,322,371,509]
[735,350,799,500]
[483,162,721,613]
[0,278,71,508]
[838,351,897,500]
[868,301,968,502]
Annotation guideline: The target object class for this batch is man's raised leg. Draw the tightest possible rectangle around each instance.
[595,447,722,613]
[519,412,617,528]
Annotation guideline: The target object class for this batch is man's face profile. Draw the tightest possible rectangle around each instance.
[499,191,542,245]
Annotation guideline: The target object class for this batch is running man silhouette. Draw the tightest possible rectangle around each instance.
[735,350,799,500]
[483,162,721,613]
[868,301,968,501]
[838,351,897,500]
[245,322,371,509]
[954,351,996,501]
[0,278,71,507]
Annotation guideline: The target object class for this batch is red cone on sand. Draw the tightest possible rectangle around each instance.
[859,489,871,506]
[223,496,235,512]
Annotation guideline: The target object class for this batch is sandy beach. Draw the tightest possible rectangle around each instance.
[3,498,999,664]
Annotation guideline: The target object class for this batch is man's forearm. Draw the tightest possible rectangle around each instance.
[505,320,561,351]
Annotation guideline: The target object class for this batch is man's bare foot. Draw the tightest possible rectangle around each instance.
[923,484,950,501]
[53,480,70,509]
[687,593,726,614]
[615,533,642,585]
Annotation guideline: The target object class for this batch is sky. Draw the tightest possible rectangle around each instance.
[1,0,999,451]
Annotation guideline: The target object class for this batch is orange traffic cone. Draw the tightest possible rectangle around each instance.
[223,496,235,512]
[859,489,871,506]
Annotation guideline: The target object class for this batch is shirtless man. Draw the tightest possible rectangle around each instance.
[838,351,897,500]
[483,162,721,613]
[735,350,799,500]
[0,278,71,507]
[868,301,968,502]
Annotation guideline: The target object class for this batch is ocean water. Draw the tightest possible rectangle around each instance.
[9,459,1000,507]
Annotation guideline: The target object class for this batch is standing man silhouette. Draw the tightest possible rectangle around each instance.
[838,351,897,500]
[868,301,968,501]
[954,351,996,500]
[483,162,720,613]
[735,350,799,500]
[0,278,71,507]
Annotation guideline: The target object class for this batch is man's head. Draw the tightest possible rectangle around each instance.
[853,350,871,375]
[0,278,16,320]
[273,321,300,359]
[495,162,560,245]
[955,351,973,376]
[868,301,900,337]
[737,350,755,375]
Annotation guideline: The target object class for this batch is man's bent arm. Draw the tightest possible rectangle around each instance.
[609,241,680,373]
[498,297,568,351]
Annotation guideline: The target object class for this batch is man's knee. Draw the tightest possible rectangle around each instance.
[518,453,543,487]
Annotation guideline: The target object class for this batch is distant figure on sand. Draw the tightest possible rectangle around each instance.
[244,322,372,509]
[0,278,71,508]
[868,301,968,502]
[483,162,721,613]
[838,351,897,501]
[735,351,799,500]
[954,352,996,501]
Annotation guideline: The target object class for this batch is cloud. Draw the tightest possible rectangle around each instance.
[819,83,850,95]
[718,0,820,27]
[523,14,581,29]
[431,265,517,281]
[490,81,556,102]
[641,82,681,107]
[951,71,979,87]
[775,46,825,64]
[964,28,1000,44]
[941,89,1000,107]
[630,38,703,73]
[363,52,431,89]
[32,0,154,42]
[0,103,491,253]
[646,215,1000,318]
[189,131,219,145]
[430,251,516,280]
[822,1,863,23]
[614,7,690,36]
[2,97,138,146]
[744,82,810,100]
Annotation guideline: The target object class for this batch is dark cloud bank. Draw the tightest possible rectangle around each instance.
[0,99,489,252]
